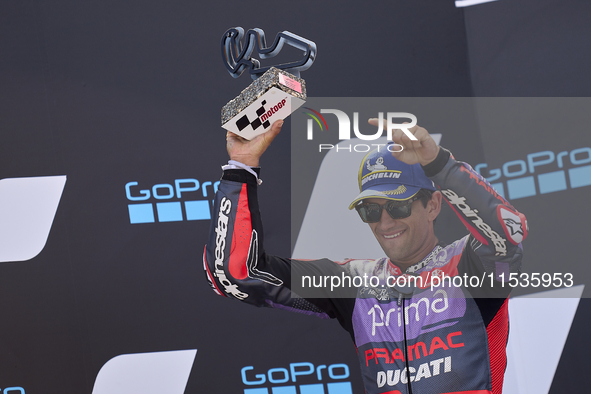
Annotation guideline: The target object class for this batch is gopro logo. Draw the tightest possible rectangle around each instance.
[125,179,219,224]
[242,362,352,394]
[0,176,67,263]
[476,147,591,200]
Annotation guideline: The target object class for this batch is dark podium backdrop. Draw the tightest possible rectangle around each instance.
[0,0,589,393]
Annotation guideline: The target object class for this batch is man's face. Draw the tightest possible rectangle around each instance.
[365,193,441,269]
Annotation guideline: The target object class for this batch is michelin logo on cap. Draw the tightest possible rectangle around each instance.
[349,143,436,209]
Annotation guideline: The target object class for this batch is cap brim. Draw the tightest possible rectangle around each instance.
[348,184,421,209]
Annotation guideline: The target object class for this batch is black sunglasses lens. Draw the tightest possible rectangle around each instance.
[356,204,382,223]
[385,202,412,219]
[356,198,416,223]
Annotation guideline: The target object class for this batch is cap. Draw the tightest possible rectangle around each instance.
[348,144,436,209]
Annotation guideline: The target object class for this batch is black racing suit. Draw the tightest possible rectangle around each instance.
[204,148,528,394]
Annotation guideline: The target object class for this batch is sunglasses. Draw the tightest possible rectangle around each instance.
[355,195,421,223]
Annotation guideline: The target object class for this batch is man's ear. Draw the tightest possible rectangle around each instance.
[429,191,442,222]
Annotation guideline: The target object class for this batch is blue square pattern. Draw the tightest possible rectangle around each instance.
[538,170,567,194]
[569,164,591,188]
[128,203,155,224]
[156,202,183,222]
[271,386,297,394]
[244,389,269,394]
[327,382,353,394]
[185,200,211,220]
[491,182,505,199]
[299,384,325,394]
[507,176,536,200]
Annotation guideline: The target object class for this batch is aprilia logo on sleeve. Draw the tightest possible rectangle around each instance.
[0,176,67,263]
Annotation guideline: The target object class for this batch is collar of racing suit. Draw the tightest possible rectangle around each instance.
[387,243,446,275]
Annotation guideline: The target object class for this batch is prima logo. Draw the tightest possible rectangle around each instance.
[368,289,450,336]
[302,109,417,153]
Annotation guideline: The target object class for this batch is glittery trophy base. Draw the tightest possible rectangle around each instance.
[221,67,307,126]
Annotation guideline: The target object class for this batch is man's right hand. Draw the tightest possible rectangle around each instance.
[367,119,440,167]
[226,119,284,167]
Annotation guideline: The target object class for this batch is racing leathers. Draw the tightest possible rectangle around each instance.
[203,147,528,394]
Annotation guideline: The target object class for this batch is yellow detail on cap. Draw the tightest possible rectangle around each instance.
[381,185,407,195]
[348,189,420,210]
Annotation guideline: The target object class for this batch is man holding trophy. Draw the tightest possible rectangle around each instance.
[204,27,527,394]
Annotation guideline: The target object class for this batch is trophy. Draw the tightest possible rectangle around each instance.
[221,27,317,140]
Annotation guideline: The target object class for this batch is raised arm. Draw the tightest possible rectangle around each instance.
[203,121,338,319]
